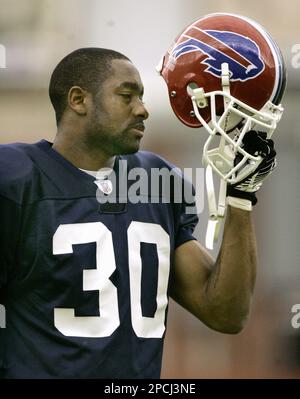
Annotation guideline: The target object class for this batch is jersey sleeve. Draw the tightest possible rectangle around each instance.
[0,196,22,296]
[0,145,25,296]
[173,173,199,249]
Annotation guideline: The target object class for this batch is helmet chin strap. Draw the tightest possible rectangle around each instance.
[188,63,232,249]
[205,63,230,250]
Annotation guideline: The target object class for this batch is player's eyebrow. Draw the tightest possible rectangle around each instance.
[117,82,144,96]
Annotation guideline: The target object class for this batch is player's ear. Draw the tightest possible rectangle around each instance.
[67,86,89,116]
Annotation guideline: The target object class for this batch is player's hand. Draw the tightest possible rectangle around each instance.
[227,130,277,205]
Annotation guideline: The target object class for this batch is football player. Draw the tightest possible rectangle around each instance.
[0,13,285,378]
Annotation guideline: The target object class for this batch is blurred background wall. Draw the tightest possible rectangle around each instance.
[0,0,299,378]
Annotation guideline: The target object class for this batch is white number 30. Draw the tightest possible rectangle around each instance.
[53,221,170,339]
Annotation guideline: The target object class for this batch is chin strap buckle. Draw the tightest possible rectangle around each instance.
[193,88,208,108]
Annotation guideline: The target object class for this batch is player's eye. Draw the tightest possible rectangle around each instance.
[119,93,145,105]
[120,93,133,101]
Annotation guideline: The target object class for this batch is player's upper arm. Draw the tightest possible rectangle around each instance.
[170,239,214,321]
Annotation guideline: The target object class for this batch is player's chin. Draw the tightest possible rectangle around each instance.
[124,142,140,154]
[122,137,142,154]
[114,141,140,155]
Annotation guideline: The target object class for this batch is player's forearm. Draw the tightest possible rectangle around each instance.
[204,206,257,333]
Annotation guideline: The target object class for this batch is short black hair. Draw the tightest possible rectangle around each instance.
[49,47,131,125]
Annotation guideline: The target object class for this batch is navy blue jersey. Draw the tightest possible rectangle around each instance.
[0,140,198,379]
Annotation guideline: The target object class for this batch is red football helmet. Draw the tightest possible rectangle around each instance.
[158,12,286,184]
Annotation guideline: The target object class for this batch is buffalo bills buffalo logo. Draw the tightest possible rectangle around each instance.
[171,29,265,82]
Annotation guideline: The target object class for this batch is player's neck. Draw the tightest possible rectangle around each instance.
[52,135,115,171]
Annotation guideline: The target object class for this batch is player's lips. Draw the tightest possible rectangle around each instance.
[128,123,145,137]
[128,123,145,132]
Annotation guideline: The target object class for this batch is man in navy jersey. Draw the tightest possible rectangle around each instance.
[0,48,269,378]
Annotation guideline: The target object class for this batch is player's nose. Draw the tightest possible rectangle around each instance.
[133,99,149,120]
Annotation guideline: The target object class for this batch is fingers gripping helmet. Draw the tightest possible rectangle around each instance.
[158,13,286,183]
